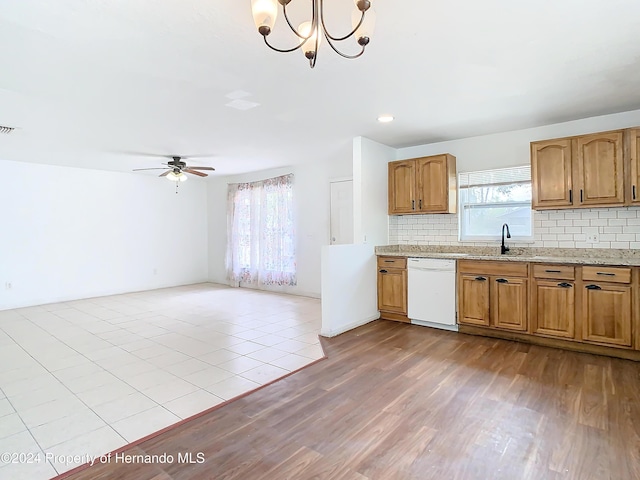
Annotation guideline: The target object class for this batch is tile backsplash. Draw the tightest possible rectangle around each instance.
[388,207,640,249]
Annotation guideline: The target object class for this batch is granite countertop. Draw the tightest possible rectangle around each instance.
[375,245,640,266]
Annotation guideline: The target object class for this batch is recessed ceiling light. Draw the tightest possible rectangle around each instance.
[377,115,394,123]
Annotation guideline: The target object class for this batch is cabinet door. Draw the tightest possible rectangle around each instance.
[458,274,490,326]
[377,268,407,314]
[491,276,528,331]
[531,139,573,209]
[388,160,416,214]
[531,279,575,338]
[630,129,640,203]
[582,283,632,347]
[416,156,448,212]
[576,131,625,206]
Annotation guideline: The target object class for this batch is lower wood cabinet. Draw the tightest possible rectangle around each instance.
[531,279,575,338]
[377,256,408,322]
[582,282,632,347]
[458,260,639,359]
[531,264,576,339]
[458,274,490,326]
[458,261,528,332]
[491,276,528,331]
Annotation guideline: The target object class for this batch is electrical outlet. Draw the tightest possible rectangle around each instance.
[587,234,599,243]
[5,282,11,290]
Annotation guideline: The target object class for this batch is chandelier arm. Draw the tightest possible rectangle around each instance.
[323,33,366,59]
[321,8,365,42]
[282,1,311,40]
[263,35,306,53]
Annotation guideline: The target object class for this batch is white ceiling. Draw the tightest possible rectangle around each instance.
[1,0,640,176]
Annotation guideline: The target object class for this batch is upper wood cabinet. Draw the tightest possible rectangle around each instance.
[629,129,640,203]
[388,154,456,214]
[531,139,573,208]
[388,161,416,214]
[531,129,625,210]
[576,131,624,206]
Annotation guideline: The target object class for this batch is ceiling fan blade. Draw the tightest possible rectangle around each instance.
[184,168,208,177]
[133,168,171,171]
[159,170,171,177]
[187,166,215,171]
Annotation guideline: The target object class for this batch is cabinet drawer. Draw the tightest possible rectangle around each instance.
[458,260,528,277]
[582,266,631,284]
[532,264,575,280]
[377,256,407,269]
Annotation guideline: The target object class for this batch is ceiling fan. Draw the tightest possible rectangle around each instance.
[133,156,215,182]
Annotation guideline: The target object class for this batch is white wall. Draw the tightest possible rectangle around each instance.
[320,244,378,337]
[0,159,208,310]
[397,109,640,172]
[207,176,228,284]
[390,109,640,249]
[207,151,353,298]
[353,136,395,246]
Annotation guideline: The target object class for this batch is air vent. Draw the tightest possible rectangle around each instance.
[0,126,15,134]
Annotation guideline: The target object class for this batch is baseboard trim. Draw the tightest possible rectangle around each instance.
[459,325,640,362]
[320,313,380,338]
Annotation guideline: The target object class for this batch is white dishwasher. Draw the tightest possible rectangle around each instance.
[407,258,458,331]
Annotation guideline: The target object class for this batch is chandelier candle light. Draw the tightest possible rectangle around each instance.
[250,0,376,68]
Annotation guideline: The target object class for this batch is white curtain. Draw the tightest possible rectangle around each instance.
[225,174,296,287]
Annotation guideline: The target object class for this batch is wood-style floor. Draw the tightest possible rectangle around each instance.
[59,320,640,480]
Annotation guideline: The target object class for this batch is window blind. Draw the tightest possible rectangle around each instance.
[459,165,531,189]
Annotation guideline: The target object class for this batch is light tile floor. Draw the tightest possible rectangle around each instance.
[0,283,322,478]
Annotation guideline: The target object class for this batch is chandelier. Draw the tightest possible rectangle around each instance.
[250,0,376,68]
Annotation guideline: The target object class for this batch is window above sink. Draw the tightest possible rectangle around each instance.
[459,166,533,243]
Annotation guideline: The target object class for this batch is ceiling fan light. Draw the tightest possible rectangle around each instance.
[167,171,188,182]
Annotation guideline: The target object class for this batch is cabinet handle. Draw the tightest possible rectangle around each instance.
[412,200,415,210]
[474,276,487,281]
[580,189,583,202]
[384,260,395,263]
[419,199,422,209]
[496,278,509,283]
[545,269,562,273]
[569,189,572,203]
[634,185,637,200]
[557,282,573,288]
[585,284,602,290]
[379,269,388,273]
[596,272,615,276]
